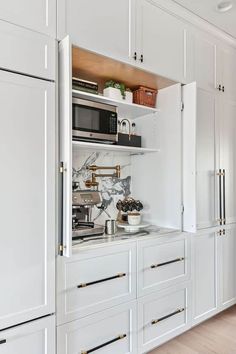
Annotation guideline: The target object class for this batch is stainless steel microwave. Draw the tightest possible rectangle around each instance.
[72,97,118,144]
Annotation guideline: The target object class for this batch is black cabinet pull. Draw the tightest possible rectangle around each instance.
[217,169,223,225]
[218,84,222,91]
[150,257,184,269]
[139,54,144,63]
[77,272,126,288]
[222,86,225,92]
[133,52,137,60]
[81,334,126,354]
[151,308,185,325]
[0,339,6,345]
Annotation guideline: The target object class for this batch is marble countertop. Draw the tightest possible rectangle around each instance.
[72,225,182,252]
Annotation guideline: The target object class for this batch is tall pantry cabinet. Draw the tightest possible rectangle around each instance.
[184,29,236,325]
[0,1,56,352]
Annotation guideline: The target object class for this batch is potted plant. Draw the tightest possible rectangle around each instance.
[103,80,133,103]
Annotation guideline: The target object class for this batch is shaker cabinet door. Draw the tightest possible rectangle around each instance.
[0,0,56,37]
[0,316,55,354]
[57,0,135,63]
[0,71,55,330]
[136,0,186,83]
[192,229,218,325]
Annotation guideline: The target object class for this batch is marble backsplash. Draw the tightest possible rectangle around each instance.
[72,150,132,225]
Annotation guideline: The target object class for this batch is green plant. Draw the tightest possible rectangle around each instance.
[105,80,130,100]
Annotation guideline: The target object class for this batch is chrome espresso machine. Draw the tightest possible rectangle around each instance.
[72,190,105,239]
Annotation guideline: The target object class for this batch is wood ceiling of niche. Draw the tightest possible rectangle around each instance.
[72,46,176,91]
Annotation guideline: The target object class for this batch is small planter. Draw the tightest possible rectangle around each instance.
[103,87,133,103]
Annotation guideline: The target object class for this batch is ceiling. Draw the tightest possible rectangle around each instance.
[173,0,236,38]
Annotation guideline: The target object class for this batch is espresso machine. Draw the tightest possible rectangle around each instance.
[72,190,105,239]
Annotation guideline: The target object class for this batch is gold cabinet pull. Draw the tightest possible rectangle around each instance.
[151,257,184,269]
[151,308,185,325]
[77,273,126,288]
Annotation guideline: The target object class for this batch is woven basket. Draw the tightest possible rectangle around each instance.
[133,86,157,108]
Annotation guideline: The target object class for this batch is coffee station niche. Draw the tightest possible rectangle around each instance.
[59,38,184,255]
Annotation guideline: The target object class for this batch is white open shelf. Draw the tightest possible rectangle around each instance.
[72,89,159,119]
[72,140,159,155]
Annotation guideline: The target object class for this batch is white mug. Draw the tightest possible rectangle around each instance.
[128,213,141,225]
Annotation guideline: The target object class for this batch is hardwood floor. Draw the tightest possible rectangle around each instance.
[149,306,236,354]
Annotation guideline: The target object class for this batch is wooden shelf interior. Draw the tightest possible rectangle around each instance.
[72,46,177,94]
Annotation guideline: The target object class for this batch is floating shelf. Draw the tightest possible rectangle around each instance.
[72,89,159,119]
[72,140,159,155]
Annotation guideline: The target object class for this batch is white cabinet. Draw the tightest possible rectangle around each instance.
[136,0,187,83]
[57,301,137,354]
[0,0,56,37]
[138,282,190,353]
[219,225,236,310]
[0,70,55,330]
[192,225,236,325]
[0,20,56,80]
[0,316,55,354]
[137,233,190,297]
[57,0,135,63]
[192,229,219,326]
[57,242,137,324]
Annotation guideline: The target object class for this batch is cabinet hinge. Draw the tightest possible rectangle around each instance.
[59,161,67,173]
[181,102,184,111]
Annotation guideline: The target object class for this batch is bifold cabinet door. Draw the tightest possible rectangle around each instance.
[0,316,55,354]
[0,0,56,37]
[0,71,55,330]
[57,0,135,63]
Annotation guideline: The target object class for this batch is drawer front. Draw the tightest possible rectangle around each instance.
[57,242,136,324]
[0,316,55,354]
[0,20,55,80]
[138,283,190,353]
[57,301,137,354]
[138,234,190,296]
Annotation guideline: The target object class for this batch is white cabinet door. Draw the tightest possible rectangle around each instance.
[192,229,219,325]
[0,71,55,330]
[0,0,56,37]
[219,225,236,310]
[189,30,217,92]
[136,0,186,83]
[196,89,219,229]
[57,0,135,63]
[217,45,236,102]
[57,302,137,354]
[0,316,55,354]
[219,98,236,225]
[0,20,55,80]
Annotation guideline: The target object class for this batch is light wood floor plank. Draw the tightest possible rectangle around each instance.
[149,306,236,354]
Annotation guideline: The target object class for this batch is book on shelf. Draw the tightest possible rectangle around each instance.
[72,77,98,94]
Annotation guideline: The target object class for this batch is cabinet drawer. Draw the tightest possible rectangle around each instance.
[0,316,55,354]
[0,20,55,80]
[138,233,190,296]
[138,283,190,353]
[57,242,136,324]
[57,301,137,354]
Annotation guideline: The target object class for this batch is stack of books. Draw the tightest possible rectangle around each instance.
[72,77,98,94]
